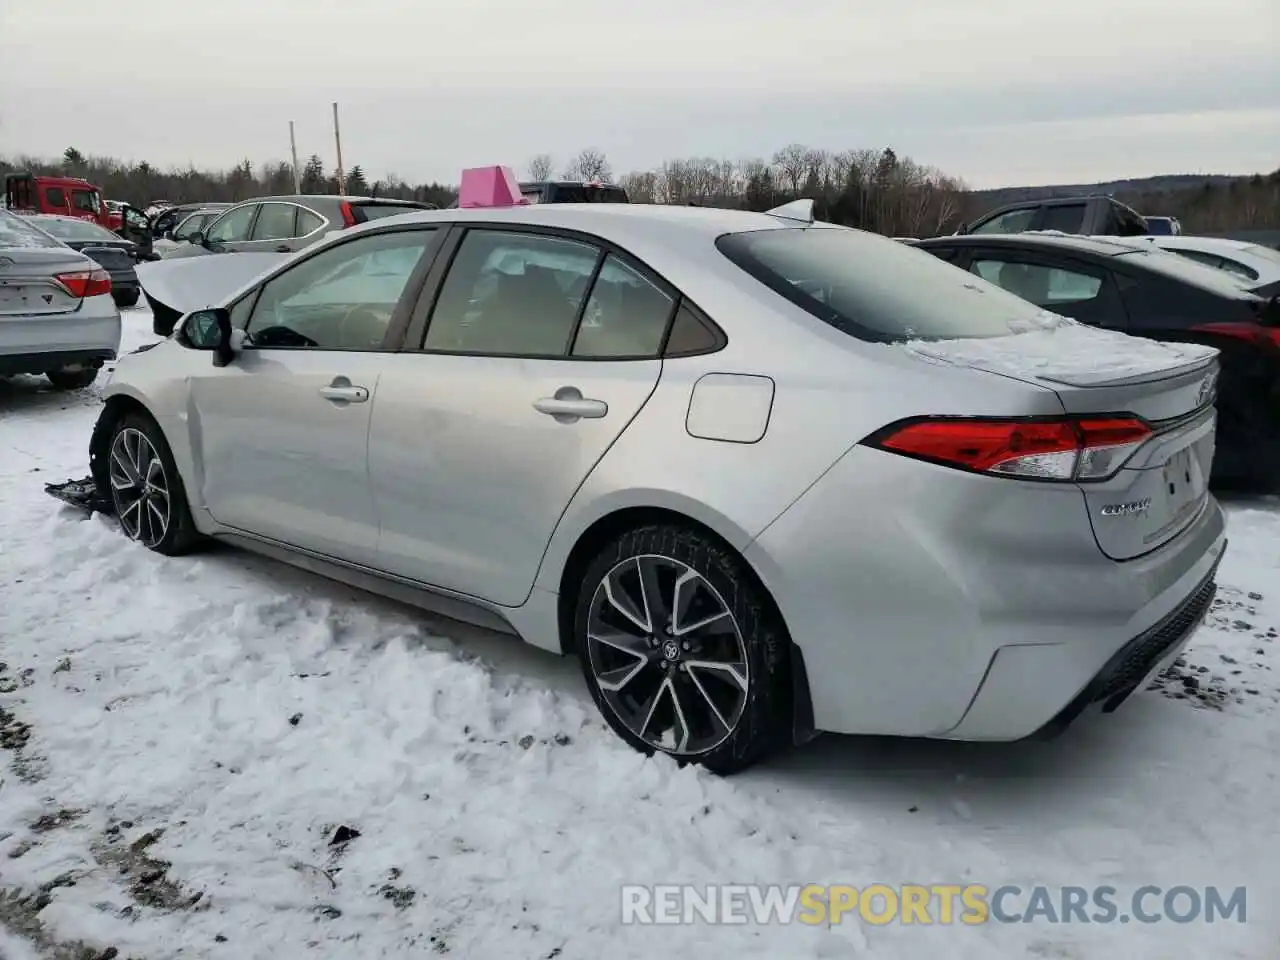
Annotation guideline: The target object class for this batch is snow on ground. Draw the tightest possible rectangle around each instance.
[1,308,1278,959]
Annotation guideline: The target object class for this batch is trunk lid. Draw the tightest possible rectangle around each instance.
[79,244,136,271]
[904,315,1220,560]
[0,248,94,316]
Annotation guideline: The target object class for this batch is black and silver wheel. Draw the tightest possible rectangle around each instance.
[106,413,200,555]
[575,524,791,774]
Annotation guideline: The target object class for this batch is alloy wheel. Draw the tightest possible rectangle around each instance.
[108,427,170,547]
[585,554,749,755]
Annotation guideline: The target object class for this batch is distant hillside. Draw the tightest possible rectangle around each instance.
[968,173,1248,209]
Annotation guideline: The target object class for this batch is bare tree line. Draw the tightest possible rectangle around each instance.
[3,144,1276,238]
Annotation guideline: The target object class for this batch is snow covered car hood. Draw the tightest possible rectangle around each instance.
[900,311,1218,387]
[135,252,294,315]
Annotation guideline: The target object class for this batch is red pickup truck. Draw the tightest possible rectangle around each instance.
[4,173,117,229]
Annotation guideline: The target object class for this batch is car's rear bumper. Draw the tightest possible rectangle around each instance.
[744,444,1228,741]
[0,299,121,376]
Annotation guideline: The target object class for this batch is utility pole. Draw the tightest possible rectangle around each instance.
[332,101,346,196]
[288,121,301,194]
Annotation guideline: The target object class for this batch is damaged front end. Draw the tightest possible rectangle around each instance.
[44,405,121,516]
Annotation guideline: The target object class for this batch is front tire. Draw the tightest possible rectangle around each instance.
[106,413,200,555]
[45,367,98,390]
[573,524,791,774]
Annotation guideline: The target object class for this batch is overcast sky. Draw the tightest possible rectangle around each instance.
[1,0,1276,188]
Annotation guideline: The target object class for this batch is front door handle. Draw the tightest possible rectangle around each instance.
[534,386,607,422]
[274,244,291,253]
[319,376,369,404]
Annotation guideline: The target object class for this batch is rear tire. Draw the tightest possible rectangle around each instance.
[114,290,140,308]
[573,523,792,774]
[46,367,98,390]
[106,413,201,556]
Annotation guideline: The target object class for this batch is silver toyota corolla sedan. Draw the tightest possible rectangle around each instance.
[81,201,1227,773]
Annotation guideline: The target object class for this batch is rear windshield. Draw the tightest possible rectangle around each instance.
[716,226,1051,342]
[351,202,429,223]
[0,211,64,249]
[32,216,119,242]
[1112,246,1261,298]
[547,185,629,203]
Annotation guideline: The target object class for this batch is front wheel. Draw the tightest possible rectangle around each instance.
[106,413,201,555]
[573,524,792,774]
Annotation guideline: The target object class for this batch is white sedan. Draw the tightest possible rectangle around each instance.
[1104,234,1280,297]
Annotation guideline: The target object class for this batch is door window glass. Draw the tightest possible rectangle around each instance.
[971,259,1103,306]
[424,230,600,355]
[571,255,673,358]
[251,203,299,241]
[206,204,257,243]
[246,229,436,350]
[44,187,67,208]
[1038,204,1086,233]
[969,208,1037,234]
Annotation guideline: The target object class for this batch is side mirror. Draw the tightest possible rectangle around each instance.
[955,221,969,235]
[188,231,205,247]
[182,307,239,366]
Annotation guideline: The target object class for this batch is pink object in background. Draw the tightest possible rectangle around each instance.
[458,165,530,208]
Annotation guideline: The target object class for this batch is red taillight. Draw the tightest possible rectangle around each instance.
[338,201,357,228]
[866,416,1153,481]
[1191,322,1280,349]
[54,268,112,299]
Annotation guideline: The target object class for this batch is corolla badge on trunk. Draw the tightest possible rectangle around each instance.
[1100,497,1152,517]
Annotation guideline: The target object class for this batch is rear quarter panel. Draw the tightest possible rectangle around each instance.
[532,270,1071,597]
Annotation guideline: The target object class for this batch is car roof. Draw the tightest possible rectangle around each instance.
[365,201,815,241]
[919,232,1143,258]
[1115,235,1256,254]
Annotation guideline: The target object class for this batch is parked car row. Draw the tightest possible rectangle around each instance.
[910,231,1280,490]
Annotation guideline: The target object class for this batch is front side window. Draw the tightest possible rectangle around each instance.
[424,230,600,355]
[970,259,1103,307]
[71,190,100,214]
[970,207,1036,235]
[251,203,298,241]
[246,229,436,350]
[717,226,1050,342]
[44,187,67,208]
[571,255,674,358]
[207,204,257,243]
[173,212,209,240]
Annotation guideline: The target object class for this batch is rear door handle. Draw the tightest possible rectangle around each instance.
[319,377,369,404]
[534,386,607,422]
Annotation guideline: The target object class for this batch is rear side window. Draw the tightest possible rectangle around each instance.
[571,255,674,358]
[0,211,64,248]
[297,208,325,233]
[1113,248,1256,297]
[716,227,1052,342]
[1039,204,1086,233]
